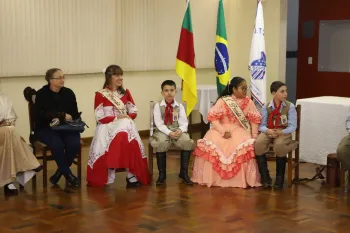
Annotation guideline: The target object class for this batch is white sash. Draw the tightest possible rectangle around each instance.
[222,96,251,133]
[98,89,127,115]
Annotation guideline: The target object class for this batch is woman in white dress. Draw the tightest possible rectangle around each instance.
[0,93,42,196]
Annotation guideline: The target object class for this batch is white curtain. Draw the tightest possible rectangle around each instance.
[0,0,217,77]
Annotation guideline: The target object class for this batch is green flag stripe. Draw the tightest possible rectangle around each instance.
[181,3,193,33]
[216,78,226,96]
[216,0,227,40]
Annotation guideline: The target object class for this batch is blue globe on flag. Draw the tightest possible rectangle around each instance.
[215,43,229,75]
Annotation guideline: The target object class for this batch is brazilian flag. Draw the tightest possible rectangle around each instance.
[214,0,230,95]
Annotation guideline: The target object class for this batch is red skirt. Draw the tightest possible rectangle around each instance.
[87,132,150,186]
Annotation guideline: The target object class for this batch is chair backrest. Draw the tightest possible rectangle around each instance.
[23,87,37,143]
[295,105,301,141]
[149,101,187,137]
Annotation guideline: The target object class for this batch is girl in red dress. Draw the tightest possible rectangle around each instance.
[87,65,150,187]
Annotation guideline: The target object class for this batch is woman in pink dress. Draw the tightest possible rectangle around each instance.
[87,65,150,187]
[191,77,262,188]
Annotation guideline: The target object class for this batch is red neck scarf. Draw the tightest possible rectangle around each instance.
[164,100,174,125]
[268,100,282,129]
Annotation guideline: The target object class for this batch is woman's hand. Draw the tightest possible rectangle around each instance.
[117,114,130,119]
[65,113,72,121]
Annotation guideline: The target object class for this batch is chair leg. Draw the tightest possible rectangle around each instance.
[43,149,48,188]
[77,146,82,179]
[32,145,37,190]
[345,170,349,193]
[294,147,300,182]
[32,174,37,190]
[287,151,293,187]
[148,142,153,180]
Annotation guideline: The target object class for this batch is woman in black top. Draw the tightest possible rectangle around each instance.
[35,68,80,187]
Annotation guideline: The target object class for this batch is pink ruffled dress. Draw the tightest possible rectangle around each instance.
[191,96,262,188]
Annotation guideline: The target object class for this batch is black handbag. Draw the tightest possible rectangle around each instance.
[51,117,88,133]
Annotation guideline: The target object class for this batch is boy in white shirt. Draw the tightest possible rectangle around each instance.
[150,80,195,185]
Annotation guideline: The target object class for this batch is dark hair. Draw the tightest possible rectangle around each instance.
[45,68,61,83]
[161,80,176,90]
[217,76,246,100]
[103,65,125,94]
[270,81,286,93]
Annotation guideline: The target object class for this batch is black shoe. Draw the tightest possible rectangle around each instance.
[126,176,142,188]
[50,169,63,185]
[256,154,272,188]
[179,150,194,185]
[274,156,287,190]
[65,174,80,187]
[156,152,167,185]
[33,165,43,173]
[4,183,18,196]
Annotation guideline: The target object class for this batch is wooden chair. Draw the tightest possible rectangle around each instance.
[267,105,301,187]
[148,101,187,179]
[23,87,82,188]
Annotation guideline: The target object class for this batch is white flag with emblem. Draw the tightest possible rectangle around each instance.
[248,1,266,108]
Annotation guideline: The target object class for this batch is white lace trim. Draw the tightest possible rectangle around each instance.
[95,104,129,122]
[126,101,137,114]
[197,138,256,165]
[88,118,146,168]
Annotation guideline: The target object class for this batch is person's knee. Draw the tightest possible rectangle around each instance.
[255,137,268,155]
[337,143,349,163]
[48,138,65,153]
[152,141,171,153]
[180,139,195,151]
[66,140,81,153]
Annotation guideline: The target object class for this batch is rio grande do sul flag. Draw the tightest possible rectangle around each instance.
[175,0,197,116]
[248,1,267,108]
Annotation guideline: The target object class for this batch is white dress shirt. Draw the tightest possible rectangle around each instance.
[153,99,188,136]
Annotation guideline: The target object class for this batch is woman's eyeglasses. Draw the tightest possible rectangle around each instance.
[239,86,250,91]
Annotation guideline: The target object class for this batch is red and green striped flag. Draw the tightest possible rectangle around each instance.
[176,0,197,116]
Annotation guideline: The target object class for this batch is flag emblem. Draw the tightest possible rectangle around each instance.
[249,51,266,80]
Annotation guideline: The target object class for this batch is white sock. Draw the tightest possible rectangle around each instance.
[107,169,115,184]
[127,171,137,183]
[7,183,17,190]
